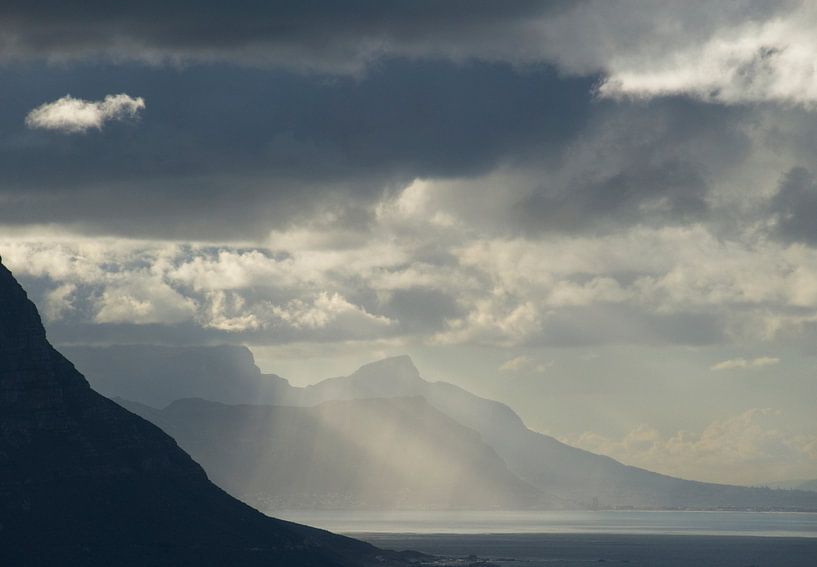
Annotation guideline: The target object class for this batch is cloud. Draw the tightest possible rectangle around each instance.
[593,4,817,106]
[499,355,551,374]
[270,292,394,333]
[711,357,781,371]
[530,1,817,107]
[94,276,198,325]
[0,1,562,72]
[3,1,816,110]
[200,290,262,332]
[768,167,817,244]
[43,283,76,322]
[25,94,145,133]
[569,409,817,485]
[8,202,817,349]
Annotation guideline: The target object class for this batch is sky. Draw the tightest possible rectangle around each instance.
[2,0,817,485]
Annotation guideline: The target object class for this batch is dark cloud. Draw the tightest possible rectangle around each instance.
[0,1,567,71]
[768,167,817,245]
[0,60,593,239]
[514,99,751,234]
[518,159,709,234]
[374,288,465,334]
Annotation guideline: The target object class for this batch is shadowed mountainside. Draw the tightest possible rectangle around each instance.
[0,258,422,566]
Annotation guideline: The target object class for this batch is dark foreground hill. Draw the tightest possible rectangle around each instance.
[119,396,545,511]
[0,258,419,567]
[69,345,817,511]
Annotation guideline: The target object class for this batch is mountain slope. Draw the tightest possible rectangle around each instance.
[119,396,545,511]
[0,258,410,566]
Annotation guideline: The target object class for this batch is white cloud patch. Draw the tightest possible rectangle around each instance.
[596,13,817,106]
[531,1,817,107]
[43,283,77,322]
[270,292,394,333]
[25,93,145,133]
[499,355,552,374]
[200,290,262,332]
[711,356,781,371]
[94,276,198,325]
[569,409,817,485]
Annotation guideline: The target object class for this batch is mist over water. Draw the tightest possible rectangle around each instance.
[274,511,817,567]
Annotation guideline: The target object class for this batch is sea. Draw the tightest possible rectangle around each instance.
[275,510,817,566]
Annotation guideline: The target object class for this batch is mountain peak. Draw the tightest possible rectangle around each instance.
[0,258,49,357]
[355,354,419,377]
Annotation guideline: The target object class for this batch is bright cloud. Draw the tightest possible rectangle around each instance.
[499,355,552,374]
[94,276,198,325]
[595,5,817,106]
[711,357,781,371]
[569,409,817,485]
[25,93,145,133]
[43,283,77,322]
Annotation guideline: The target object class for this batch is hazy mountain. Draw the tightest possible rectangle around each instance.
[765,479,817,492]
[64,344,290,407]
[119,396,546,511]
[0,259,417,566]
[798,480,817,492]
[69,345,817,511]
[299,357,817,511]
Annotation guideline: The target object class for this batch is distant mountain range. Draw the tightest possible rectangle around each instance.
[0,258,419,566]
[794,480,817,492]
[67,345,817,512]
[765,479,817,492]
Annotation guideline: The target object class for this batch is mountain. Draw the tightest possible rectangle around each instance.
[766,479,817,492]
[118,396,545,511]
[0,258,419,566]
[299,358,817,510]
[68,346,817,511]
[64,344,290,407]
[797,480,817,492]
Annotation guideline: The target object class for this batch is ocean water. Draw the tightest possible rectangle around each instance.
[275,510,817,537]
[274,510,817,566]
[361,533,817,567]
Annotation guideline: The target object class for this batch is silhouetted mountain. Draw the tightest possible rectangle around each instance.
[0,258,418,566]
[118,396,546,511]
[68,346,817,511]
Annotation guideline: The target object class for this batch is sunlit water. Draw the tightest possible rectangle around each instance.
[274,509,817,537]
[273,510,817,566]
